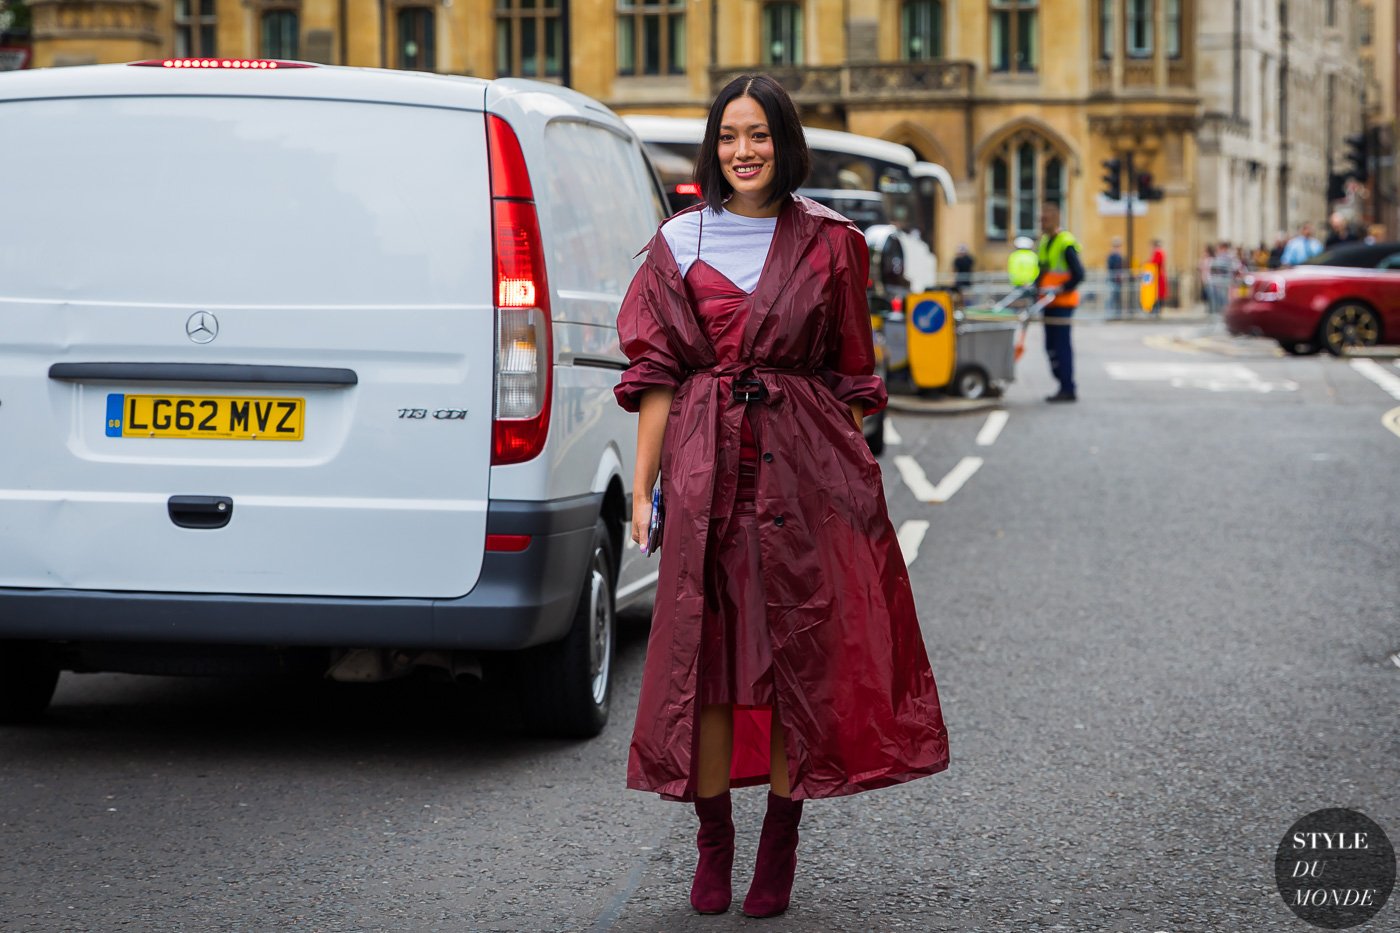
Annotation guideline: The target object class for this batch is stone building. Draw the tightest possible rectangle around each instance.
[1360,0,1398,235]
[1197,0,1367,255]
[14,0,1375,286]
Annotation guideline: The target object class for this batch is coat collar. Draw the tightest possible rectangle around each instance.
[642,194,853,305]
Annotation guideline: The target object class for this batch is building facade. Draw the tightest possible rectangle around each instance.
[1360,0,1398,235]
[15,0,1375,286]
[1198,0,1367,255]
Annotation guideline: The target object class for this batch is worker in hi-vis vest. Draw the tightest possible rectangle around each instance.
[1008,236,1040,289]
[1035,203,1085,402]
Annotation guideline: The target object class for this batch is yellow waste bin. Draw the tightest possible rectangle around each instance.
[905,289,957,389]
[1139,267,1158,313]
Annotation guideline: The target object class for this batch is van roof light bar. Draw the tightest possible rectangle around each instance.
[128,59,316,70]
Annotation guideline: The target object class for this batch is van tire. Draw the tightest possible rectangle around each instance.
[513,518,616,738]
[0,643,60,724]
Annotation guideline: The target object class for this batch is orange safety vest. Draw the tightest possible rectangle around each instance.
[1038,231,1081,310]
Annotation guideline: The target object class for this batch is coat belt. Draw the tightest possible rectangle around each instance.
[684,365,818,405]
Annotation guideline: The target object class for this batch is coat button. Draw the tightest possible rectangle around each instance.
[762,452,774,463]
[774,515,785,527]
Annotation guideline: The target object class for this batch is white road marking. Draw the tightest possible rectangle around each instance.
[929,457,984,503]
[897,520,929,566]
[1350,358,1400,401]
[893,455,939,502]
[1104,361,1297,393]
[883,418,902,446]
[976,410,1009,447]
[895,455,985,503]
[1382,407,1400,442]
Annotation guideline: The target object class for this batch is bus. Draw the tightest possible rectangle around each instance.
[624,114,956,290]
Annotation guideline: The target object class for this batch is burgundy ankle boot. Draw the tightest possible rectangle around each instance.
[741,792,804,918]
[690,792,734,914]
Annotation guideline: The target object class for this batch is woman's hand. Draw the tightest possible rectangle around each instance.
[632,388,674,551]
[632,491,652,549]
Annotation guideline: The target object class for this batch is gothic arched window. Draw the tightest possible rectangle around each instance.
[984,132,1068,243]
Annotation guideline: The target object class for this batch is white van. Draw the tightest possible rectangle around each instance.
[0,61,664,736]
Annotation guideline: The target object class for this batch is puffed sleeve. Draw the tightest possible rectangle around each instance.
[821,224,888,416]
[614,250,685,413]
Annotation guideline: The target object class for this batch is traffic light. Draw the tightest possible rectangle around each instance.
[1327,172,1349,201]
[1136,171,1164,201]
[1344,132,1369,182]
[1101,158,1122,200]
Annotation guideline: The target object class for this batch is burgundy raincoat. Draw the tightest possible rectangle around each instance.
[615,195,949,801]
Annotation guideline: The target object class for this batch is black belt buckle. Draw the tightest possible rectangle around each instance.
[732,376,766,403]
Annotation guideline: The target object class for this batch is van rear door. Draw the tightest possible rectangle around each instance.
[0,93,495,599]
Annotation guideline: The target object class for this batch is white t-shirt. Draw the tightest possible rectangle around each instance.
[661,207,778,294]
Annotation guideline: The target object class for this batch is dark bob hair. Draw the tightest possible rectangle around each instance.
[694,74,810,213]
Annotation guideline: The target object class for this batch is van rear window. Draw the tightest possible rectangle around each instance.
[1,96,489,306]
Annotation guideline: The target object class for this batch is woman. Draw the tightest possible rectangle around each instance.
[613,74,949,919]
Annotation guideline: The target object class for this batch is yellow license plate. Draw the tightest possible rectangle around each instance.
[106,393,304,440]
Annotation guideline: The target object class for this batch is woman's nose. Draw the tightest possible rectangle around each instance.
[735,136,756,159]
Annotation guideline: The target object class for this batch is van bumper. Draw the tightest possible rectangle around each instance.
[0,495,602,652]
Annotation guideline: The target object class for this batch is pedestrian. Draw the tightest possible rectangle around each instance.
[1324,212,1360,249]
[613,73,950,919]
[1008,235,1039,292]
[953,243,974,292]
[1198,244,1216,310]
[1266,232,1287,269]
[1036,202,1084,402]
[1148,238,1168,313]
[1208,241,1240,314]
[1253,242,1270,270]
[1105,236,1125,319]
[1280,222,1323,266]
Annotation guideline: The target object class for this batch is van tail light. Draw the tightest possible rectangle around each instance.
[485,534,532,553]
[1254,279,1286,302]
[674,182,701,197]
[487,116,551,465]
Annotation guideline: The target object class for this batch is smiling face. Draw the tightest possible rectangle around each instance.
[717,96,779,216]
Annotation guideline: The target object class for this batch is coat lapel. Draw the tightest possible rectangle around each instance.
[740,197,827,360]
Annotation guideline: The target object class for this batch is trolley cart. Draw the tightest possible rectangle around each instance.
[890,288,1054,399]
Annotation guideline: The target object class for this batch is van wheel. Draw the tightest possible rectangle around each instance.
[514,519,615,738]
[0,643,60,724]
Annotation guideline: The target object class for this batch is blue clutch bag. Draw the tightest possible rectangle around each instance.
[644,486,664,556]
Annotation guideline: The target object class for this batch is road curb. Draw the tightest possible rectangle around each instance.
[885,395,1001,416]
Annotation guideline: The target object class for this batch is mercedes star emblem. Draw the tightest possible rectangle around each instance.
[186,311,219,344]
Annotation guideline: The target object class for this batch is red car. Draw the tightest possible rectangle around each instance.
[1226,241,1400,355]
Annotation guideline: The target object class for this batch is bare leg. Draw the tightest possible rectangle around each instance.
[696,704,734,798]
[769,706,791,798]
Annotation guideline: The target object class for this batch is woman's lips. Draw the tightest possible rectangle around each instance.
[732,164,763,178]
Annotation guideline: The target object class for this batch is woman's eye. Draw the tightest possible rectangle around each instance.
[719,134,734,142]
[753,133,769,141]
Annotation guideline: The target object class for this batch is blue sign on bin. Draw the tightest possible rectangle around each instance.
[911,299,946,335]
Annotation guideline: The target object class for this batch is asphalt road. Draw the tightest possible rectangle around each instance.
[2,322,1398,932]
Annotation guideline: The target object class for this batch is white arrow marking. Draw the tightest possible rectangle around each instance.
[897,520,929,566]
[894,455,983,504]
[929,456,984,503]
[976,410,1009,446]
[894,455,938,502]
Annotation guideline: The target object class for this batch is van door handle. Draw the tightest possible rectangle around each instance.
[168,496,234,529]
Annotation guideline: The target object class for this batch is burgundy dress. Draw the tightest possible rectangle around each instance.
[686,254,774,710]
